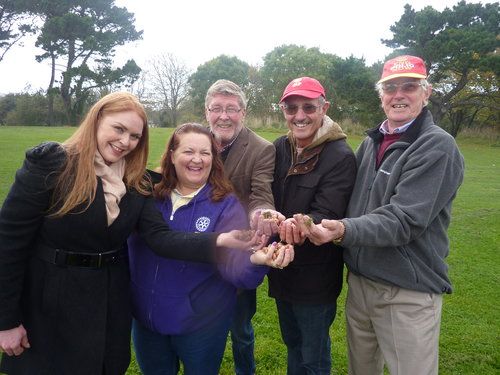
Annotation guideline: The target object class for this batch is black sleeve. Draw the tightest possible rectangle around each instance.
[0,142,65,330]
[136,197,218,263]
[309,148,357,222]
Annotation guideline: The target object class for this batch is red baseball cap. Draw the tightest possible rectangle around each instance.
[280,77,325,103]
[378,55,427,83]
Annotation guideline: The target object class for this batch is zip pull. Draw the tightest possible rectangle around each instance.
[170,213,174,220]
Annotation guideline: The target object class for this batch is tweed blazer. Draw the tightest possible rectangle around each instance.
[223,127,276,215]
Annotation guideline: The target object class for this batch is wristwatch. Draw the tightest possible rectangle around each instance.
[332,220,345,245]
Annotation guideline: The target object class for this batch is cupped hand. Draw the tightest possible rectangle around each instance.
[0,324,30,356]
[216,229,269,251]
[279,218,306,245]
[293,214,337,246]
[250,209,285,236]
[250,241,294,268]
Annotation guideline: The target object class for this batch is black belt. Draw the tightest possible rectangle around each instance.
[35,244,127,268]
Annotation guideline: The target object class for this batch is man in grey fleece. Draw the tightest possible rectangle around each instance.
[295,55,465,375]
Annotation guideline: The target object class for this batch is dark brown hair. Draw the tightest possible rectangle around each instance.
[154,123,233,202]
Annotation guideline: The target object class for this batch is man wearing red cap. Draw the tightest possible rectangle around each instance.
[263,76,356,374]
[295,56,465,374]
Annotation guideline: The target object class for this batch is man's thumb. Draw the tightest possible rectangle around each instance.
[21,335,30,348]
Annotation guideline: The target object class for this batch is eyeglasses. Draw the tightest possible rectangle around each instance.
[207,107,242,115]
[381,82,423,94]
[280,103,321,116]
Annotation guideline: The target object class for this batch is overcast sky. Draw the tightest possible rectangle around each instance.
[0,0,472,94]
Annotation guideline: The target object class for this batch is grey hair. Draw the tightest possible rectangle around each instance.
[205,79,247,110]
[421,80,430,105]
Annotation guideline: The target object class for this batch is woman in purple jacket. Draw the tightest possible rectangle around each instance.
[128,123,293,375]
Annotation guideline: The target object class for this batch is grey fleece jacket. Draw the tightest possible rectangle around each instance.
[342,108,465,294]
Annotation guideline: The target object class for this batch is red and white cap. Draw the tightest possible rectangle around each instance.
[378,55,427,83]
[280,77,326,103]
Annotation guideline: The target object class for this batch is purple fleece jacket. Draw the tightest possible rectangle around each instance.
[128,183,268,335]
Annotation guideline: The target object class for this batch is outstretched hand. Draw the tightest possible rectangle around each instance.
[251,241,294,269]
[0,324,30,356]
[279,217,306,245]
[293,214,341,246]
[216,229,269,252]
[250,209,285,236]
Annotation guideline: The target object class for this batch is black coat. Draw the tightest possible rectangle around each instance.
[268,132,357,304]
[0,142,217,374]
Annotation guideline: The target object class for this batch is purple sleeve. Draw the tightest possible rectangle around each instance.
[213,195,268,289]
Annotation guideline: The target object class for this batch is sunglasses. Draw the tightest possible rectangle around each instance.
[280,103,321,116]
[381,81,423,94]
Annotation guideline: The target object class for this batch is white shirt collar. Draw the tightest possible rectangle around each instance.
[379,119,415,135]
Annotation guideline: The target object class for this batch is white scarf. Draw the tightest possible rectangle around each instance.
[94,152,126,226]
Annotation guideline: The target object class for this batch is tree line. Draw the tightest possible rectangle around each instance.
[0,0,498,137]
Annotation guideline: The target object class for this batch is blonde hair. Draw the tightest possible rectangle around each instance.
[51,92,151,217]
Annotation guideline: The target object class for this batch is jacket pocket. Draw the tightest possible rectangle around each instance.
[296,173,321,188]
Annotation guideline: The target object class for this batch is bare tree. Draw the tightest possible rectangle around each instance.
[129,70,148,102]
[0,0,37,63]
[146,53,190,127]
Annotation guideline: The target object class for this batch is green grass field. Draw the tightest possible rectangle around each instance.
[0,126,498,374]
